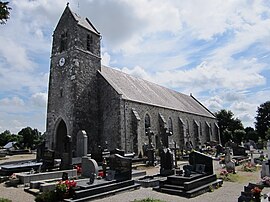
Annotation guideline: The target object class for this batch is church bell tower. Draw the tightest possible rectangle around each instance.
[46,4,101,157]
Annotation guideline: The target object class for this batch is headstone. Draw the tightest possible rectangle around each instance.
[267,140,270,160]
[232,146,247,156]
[160,148,174,176]
[250,145,255,165]
[146,128,155,166]
[142,143,148,157]
[42,149,55,170]
[108,154,132,181]
[189,151,214,174]
[81,157,99,178]
[162,129,172,148]
[224,147,231,164]
[36,141,46,162]
[77,130,88,157]
[261,140,270,178]
[60,135,72,170]
[224,147,235,173]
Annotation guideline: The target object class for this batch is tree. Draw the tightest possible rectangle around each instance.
[0,1,11,24]
[0,130,18,146]
[245,127,259,142]
[255,101,270,139]
[18,127,43,149]
[215,109,244,145]
[233,129,246,145]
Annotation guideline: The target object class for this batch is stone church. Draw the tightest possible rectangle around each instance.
[45,5,220,158]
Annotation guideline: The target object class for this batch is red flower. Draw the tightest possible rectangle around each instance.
[251,187,262,194]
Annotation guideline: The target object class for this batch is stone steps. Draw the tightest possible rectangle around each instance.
[154,178,223,198]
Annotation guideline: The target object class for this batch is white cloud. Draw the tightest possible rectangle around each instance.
[31,92,47,108]
[101,52,111,66]
[0,97,24,107]
[121,66,154,82]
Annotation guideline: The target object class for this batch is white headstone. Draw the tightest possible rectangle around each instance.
[267,140,270,160]
[261,161,270,178]
[77,130,88,157]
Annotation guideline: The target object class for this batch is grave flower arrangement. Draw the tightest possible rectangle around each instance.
[242,162,257,172]
[56,179,77,199]
[251,186,262,201]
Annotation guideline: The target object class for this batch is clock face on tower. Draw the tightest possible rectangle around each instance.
[59,57,65,66]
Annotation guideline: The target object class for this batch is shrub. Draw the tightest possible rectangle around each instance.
[35,191,57,202]
[0,198,12,202]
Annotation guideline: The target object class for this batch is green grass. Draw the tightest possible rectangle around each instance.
[218,173,240,182]
[0,198,12,202]
[132,198,166,202]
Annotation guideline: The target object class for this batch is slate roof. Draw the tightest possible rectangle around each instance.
[67,5,100,35]
[99,66,215,118]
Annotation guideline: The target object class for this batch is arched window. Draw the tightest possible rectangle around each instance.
[145,113,151,132]
[186,120,189,136]
[168,117,173,134]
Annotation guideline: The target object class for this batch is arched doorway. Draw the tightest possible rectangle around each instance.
[55,119,67,156]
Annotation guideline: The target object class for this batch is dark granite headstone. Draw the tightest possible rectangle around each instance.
[36,141,46,162]
[160,148,174,176]
[189,151,213,174]
[233,146,247,156]
[108,154,132,181]
[60,135,72,170]
[42,149,55,170]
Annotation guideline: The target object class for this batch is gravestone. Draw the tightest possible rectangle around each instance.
[224,147,231,164]
[250,145,255,165]
[160,148,174,176]
[162,129,173,148]
[81,157,99,178]
[261,140,270,178]
[60,135,72,170]
[146,128,155,166]
[224,147,235,173]
[42,149,55,170]
[189,151,213,174]
[77,130,88,157]
[36,141,46,162]
[232,146,247,156]
[108,154,132,181]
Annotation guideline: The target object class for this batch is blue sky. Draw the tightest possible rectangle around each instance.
[0,0,270,134]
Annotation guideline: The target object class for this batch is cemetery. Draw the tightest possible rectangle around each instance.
[2,136,270,202]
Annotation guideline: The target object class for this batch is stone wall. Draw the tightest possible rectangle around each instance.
[98,73,122,151]
[120,100,219,154]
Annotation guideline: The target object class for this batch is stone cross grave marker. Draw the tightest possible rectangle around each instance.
[163,128,173,148]
[146,128,155,166]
